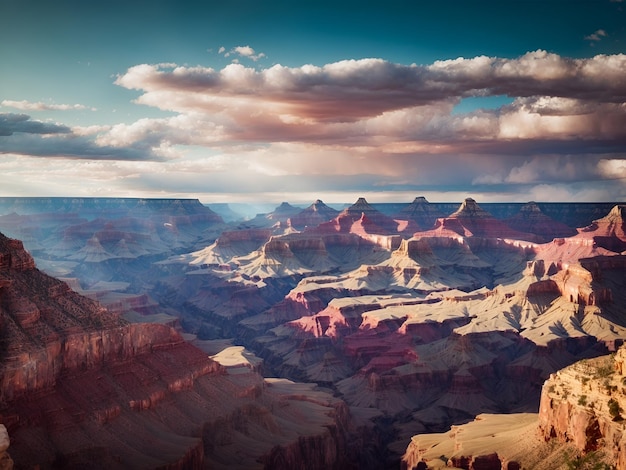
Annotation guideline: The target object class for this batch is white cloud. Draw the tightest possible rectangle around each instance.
[1,99,96,111]
[221,45,266,62]
[598,159,626,179]
[233,45,265,61]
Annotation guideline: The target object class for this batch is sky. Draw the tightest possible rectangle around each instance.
[1,0,626,204]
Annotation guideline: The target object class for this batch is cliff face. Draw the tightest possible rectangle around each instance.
[538,348,626,467]
[401,348,626,470]
[0,232,355,469]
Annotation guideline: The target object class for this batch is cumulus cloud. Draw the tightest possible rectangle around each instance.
[8,51,626,200]
[598,159,626,179]
[221,45,266,62]
[116,51,626,123]
[1,99,96,111]
[118,54,624,128]
[99,51,626,200]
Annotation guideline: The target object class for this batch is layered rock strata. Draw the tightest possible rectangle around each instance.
[0,232,354,468]
[402,347,626,469]
[289,199,340,230]
[506,201,577,242]
[538,348,626,467]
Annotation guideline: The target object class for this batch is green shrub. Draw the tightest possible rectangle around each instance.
[608,398,622,421]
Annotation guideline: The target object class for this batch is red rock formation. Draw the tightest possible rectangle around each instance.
[575,204,626,253]
[323,197,399,235]
[0,232,355,468]
[506,201,577,242]
[216,227,273,251]
[420,198,541,242]
[538,350,626,466]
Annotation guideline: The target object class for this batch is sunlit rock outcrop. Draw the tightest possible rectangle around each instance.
[575,204,626,253]
[402,346,626,469]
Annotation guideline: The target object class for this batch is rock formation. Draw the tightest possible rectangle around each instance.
[402,346,626,469]
[240,202,303,229]
[420,198,541,242]
[0,231,357,468]
[332,197,400,234]
[395,197,445,231]
[538,348,626,466]
[2,198,626,468]
[506,201,578,243]
[289,199,340,230]
[575,204,626,253]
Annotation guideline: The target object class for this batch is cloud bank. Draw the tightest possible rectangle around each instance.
[0,113,164,161]
[2,51,626,201]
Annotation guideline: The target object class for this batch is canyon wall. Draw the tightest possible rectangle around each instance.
[0,231,355,468]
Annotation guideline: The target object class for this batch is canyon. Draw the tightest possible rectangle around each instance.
[0,197,625,468]
[402,344,626,469]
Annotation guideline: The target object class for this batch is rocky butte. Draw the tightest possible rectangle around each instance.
[1,197,626,468]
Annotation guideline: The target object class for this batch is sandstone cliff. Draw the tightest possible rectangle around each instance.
[0,425,12,470]
[0,232,356,468]
[538,348,626,468]
[401,347,626,469]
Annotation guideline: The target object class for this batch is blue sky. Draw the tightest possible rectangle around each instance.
[1,0,625,203]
